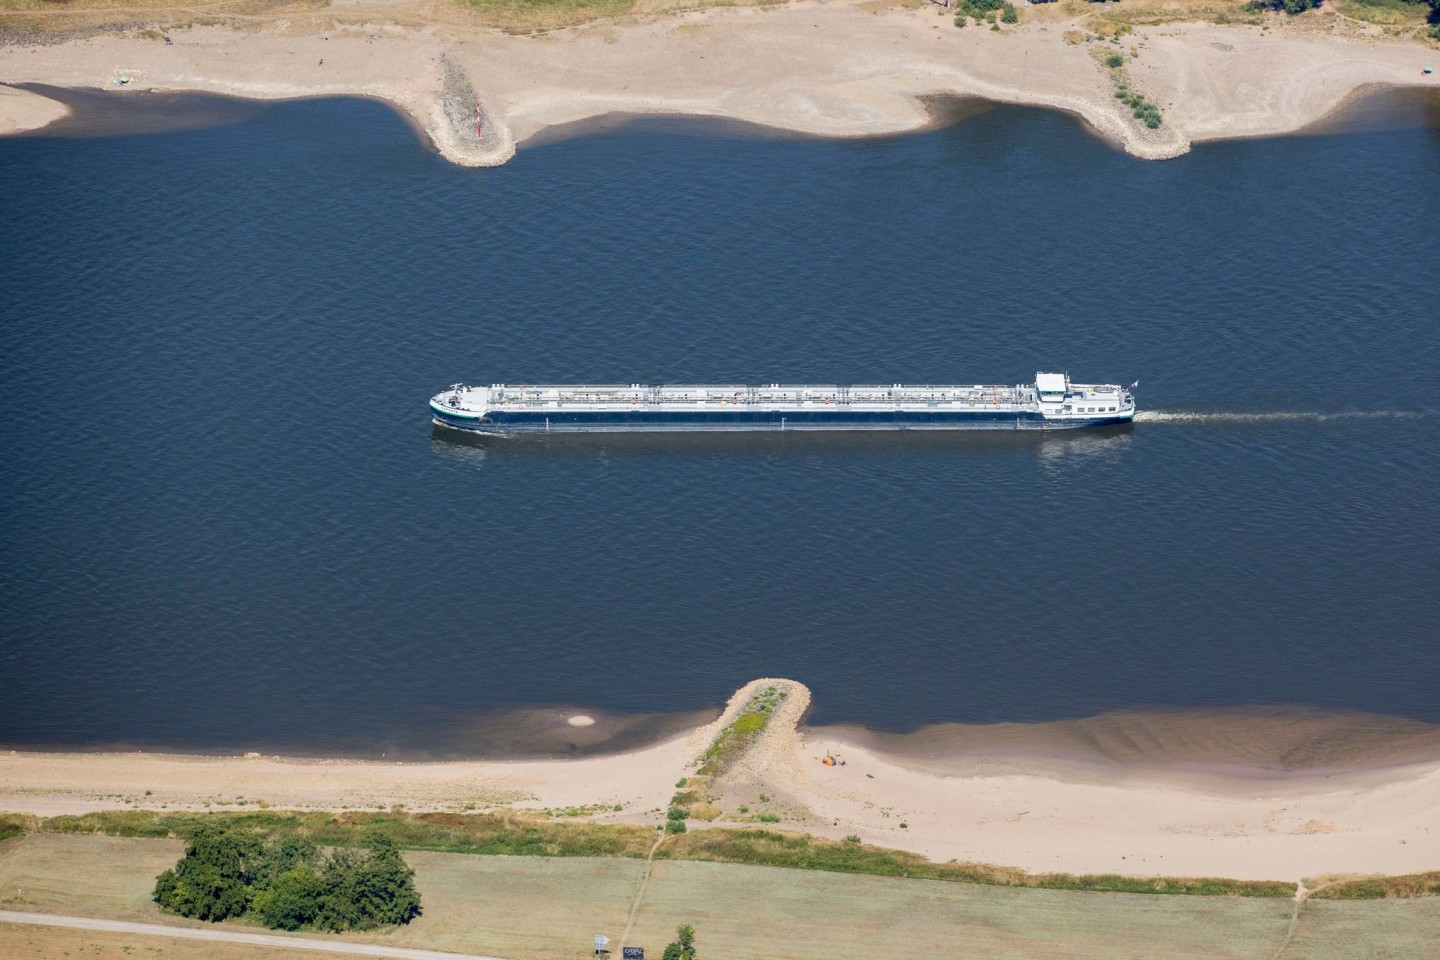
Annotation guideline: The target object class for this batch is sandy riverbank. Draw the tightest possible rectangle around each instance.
[2,0,1437,165]
[4,679,1438,882]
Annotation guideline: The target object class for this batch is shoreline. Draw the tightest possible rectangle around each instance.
[6,696,1439,769]
[5,680,1439,882]
[2,2,1438,166]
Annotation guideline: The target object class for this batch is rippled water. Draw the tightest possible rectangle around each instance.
[1,90,1437,756]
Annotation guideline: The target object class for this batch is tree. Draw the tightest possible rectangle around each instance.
[662,923,697,960]
[351,835,422,927]
[314,847,365,932]
[252,866,324,931]
[312,837,421,932]
[152,824,263,921]
[257,835,320,885]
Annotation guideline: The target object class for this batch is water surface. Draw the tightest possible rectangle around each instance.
[2,90,1437,757]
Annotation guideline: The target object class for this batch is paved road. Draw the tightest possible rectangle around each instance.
[0,910,509,960]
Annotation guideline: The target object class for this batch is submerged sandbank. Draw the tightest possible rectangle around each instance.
[812,705,1440,776]
[4,679,1439,881]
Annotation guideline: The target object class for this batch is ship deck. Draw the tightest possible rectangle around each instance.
[487,383,1037,411]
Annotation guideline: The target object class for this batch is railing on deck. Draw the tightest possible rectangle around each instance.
[488,384,1035,408]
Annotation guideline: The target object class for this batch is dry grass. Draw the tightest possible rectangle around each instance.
[457,0,635,32]
[1053,0,1261,26]
[0,834,183,921]
[687,802,722,821]
[0,0,311,13]
[384,851,645,956]
[1333,0,1433,25]
[0,922,363,960]
[660,828,1298,897]
[1308,870,1440,899]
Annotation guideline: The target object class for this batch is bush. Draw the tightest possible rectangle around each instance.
[1248,0,1320,12]
[0,815,31,843]
[953,0,1008,20]
[757,812,781,823]
[1115,88,1162,128]
[1105,52,1125,67]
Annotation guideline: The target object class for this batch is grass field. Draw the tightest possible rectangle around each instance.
[0,834,183,922]
[1281,897,1440,959]
[3,834,1439,960]
[1,811,1302,897]
[0,921,365,960]
[631,859,1294,960]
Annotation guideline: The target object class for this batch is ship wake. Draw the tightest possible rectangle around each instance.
[1134,410,1425,424]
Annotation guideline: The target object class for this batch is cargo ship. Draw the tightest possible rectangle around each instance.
[430,373,1135,435]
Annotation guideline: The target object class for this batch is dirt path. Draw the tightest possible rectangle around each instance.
[0,910,510,960]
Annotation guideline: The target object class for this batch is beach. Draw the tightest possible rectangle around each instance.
[1,0,1437,165]
[4,680,1438,883]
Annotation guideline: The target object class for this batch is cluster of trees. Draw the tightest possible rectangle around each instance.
[153,824,421,931]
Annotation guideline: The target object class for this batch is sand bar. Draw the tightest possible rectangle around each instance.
[0,84,68,135]
[2,0,1437,165]
[4,679,1439,882]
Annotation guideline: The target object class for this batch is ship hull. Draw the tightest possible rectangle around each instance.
[430,406,1131,435]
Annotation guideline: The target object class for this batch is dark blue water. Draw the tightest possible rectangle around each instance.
[2,91,1438,756]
